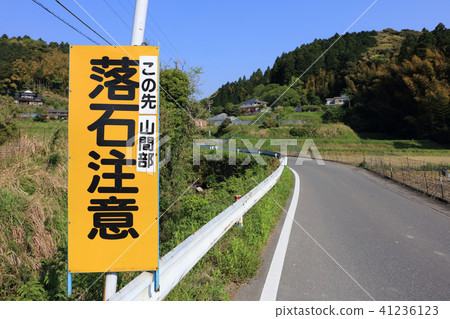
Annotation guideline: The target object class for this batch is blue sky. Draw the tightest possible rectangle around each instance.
[1,0,450,99]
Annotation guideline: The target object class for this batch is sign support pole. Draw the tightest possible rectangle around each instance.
[67,272,72,297]
[131,0,149,46]
[130,0,160,293]
[102,0,152,301]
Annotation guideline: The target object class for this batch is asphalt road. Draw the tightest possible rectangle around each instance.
[236,158,450,301]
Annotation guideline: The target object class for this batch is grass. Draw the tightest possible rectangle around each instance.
[1,118,294,300]
[211,114,449,160]
[165,166,293,300]
[15,118,68,139]
[0,130,68,300]
[282,111,324,123]
[236,115,258,122]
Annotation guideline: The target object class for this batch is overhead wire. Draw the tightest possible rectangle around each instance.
[148,14,186,61]
[101,0,131,32]
[31,0,100,45]
[124,0,185,65]
[108,0,173,65]
[55,0,113,45]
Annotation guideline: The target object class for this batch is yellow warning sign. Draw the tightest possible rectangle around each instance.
[68,45,159,273]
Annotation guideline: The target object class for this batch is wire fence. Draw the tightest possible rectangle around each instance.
[321,151,450,202]
[0,145,20,161]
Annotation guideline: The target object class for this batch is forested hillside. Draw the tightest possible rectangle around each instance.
[212,24,450,143]
[0,35,69,96]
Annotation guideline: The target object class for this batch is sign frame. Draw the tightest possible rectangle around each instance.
[68,45,160,274]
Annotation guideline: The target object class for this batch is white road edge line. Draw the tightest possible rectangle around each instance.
[260,167,300,301]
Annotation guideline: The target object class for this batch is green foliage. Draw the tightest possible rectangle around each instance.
[216,118,232,136]
[0,121,18,145]
[42,92,68,109]
[262,118,279,128]
[17,281,47,301]
[322,106,346,123]
[0,96,19,145]
[213,30,378,107]
[290,124,318,138]
[0,35,69,95]
[166,167,294,300]
[212,24,450,144]
[277,106,295,120]
[343,24,450,143]
[223,103,240,116]
[32,107,48,122]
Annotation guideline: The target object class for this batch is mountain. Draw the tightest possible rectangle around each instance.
[212,24,450,143]
[0,34,69,97]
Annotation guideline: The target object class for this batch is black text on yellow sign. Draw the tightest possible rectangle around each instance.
[68,46,159,273]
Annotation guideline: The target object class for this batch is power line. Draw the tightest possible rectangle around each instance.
[97,0,170,65]
[114,0,174,62]
[124,0,185,63]
[31,0,100,45]
[115,0,134,19]
[148,14,185,61]
[101,0,131,32]
[55,0,112,45]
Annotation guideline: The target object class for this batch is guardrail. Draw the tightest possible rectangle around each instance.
[108,148,286,301]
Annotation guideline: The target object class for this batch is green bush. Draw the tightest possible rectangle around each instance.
[290,124,318,138]
[0,121,18,145]
[262,118,279,128]
[322,105,346,123]
[165,166,294,300]
[216,118,232,136]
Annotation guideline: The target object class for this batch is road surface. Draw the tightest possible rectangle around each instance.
[235,158,450,301]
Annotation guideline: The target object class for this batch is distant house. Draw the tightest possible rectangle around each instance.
[14,89,44,106]
[194,118,207,127]
[240,99,267,113]
[17,113,38,118]
[207,113,238,126]
[48,109,68,119]
[325,95,350,106]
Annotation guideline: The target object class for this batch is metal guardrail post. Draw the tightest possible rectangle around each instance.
[104,272,118,301]
[235,195,243,227]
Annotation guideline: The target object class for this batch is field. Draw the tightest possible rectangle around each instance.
[16,118,68,139]
[216,111,450,161]
[213,111,450,201]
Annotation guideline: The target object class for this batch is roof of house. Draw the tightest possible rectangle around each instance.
[326,96,350,100]
[242,98,267,104]
[49,109,68,114]
[207,113,237,122]
[14,89,43,102]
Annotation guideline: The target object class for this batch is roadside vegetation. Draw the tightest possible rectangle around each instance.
[166,167,293,300]
[1,23,449,300]
[0,62,292,300]
[212,111,449,163]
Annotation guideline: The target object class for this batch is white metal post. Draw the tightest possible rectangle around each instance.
[131,0,149,46]
[103,0,149,301]
[104,272,118,300]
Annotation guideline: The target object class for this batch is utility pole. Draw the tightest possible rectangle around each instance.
[104,0,149,302]
[208,99,212,137]
[207,92,218,137]
[131,0,149,46]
